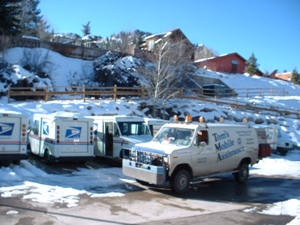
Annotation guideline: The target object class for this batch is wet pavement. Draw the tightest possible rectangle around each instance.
[0,155,298,225]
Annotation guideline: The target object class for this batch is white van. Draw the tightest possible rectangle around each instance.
[86,115,156,159]
[28,113,94,163]
[253,125,278,150]
[277,128,293,155]
[0,113,28,163]
[143,118,167,136]
[253,125,293,155]
[123,116,271,193]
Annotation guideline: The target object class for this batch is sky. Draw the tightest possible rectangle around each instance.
[39,0,300,74]
[0,47,300,224]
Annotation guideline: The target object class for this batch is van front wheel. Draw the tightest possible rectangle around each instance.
[171,170,190,194]
[234,163,249,183]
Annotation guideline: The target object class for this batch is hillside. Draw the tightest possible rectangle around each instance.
[1,47,300,149]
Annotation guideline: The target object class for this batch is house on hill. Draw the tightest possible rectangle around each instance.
[194,52,264,76]
[139,28,195,61]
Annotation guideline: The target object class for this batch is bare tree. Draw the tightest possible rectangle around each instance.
[194,44,216,60]
[36,17,51,40]
[139,38,194,117]
[21,48,57,76]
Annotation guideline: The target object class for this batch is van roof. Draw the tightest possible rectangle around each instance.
[86,115,145,122]
[33,113,93,121]
[162,122,251,129]
[143,118,167,124]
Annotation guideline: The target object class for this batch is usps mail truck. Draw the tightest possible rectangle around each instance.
[86,115,155,159]
[0,113,28,163]
[28,114,94,163]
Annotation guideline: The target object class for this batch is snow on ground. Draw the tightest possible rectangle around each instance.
[0,160,130,208]
[1,47,300,222]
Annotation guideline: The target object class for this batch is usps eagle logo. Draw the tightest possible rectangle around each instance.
[65,126,82,139]
[42,122,50,135]
[0,123,14,136]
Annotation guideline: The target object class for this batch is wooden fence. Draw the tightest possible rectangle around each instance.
[7,86,286,101]
[7,85,143,102]
[7,36,127,60]
[7,85,300,119]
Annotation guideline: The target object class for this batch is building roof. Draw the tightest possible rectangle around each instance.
[275,72,292,81]
[194,52,246,63]
[143,28,193,46]
[194,52,264,76]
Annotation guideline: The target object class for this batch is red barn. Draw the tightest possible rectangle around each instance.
[194,52,264,76]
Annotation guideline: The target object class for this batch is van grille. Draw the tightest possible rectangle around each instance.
[129,150,165,166]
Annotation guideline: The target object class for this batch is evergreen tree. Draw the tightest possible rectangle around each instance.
[0,0,22,35]
[244,53,260,75]
[17,0,42,36]
[291,69,300,85]
[82,21,91,36]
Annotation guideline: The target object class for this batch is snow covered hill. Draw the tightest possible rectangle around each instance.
[1,47,300,148]
[0,47,300,224]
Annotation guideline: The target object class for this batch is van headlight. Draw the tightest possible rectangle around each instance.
[129,150,137,161]
[164,155,169,166]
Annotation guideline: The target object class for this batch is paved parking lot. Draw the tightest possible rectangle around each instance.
[0,156,298,225]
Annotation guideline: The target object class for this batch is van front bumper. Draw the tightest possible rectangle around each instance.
[122,159,167,185]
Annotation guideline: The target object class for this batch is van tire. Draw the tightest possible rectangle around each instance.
[234,163,249,183]
[171,170,190,194]
[279,150,288,156]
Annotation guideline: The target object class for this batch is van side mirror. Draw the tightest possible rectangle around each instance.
[194,139,207,146]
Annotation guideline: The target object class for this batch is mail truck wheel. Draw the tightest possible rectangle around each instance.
[44,149,51,164]
[234,163,249,183]
[171,170,190,194]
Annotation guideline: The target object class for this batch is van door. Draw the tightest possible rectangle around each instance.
[28,118,43,156]
[104,122,114,157]
[191,130,214,176]
[40,118,50,156]
[60,120,90,155]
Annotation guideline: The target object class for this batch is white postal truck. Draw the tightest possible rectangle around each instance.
[0,113,28,163]
[87,115,158,159]
[144,118,167,137]
[28,114,94,163]
[123,117,271,193]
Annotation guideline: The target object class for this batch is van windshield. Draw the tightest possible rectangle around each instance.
[153,127,194,146]
[118,121,151,136]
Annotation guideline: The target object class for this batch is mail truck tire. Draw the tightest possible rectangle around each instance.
[171,170,190,194]
[234,163,249,183]
[44,149,52,164]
